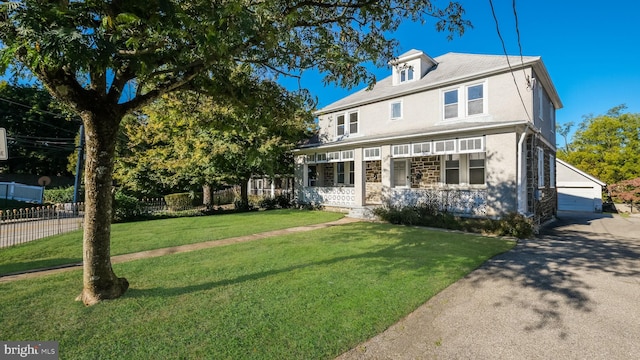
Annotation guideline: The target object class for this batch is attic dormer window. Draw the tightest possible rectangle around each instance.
[399,66,414,83]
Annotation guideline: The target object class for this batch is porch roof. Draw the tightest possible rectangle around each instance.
[297,119,528,151]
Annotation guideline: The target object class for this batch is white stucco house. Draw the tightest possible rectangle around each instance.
[556,158,605,212]
[293,50,562,224]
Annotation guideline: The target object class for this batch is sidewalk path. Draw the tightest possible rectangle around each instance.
[0,217,360,283]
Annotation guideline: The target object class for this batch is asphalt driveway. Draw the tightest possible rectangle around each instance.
[337,212,640,359]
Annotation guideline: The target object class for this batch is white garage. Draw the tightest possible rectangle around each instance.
[556,159,606,212]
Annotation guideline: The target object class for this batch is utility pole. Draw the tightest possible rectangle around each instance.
[73,125,84,204]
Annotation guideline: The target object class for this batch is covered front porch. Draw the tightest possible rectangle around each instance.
[295,136,496,217]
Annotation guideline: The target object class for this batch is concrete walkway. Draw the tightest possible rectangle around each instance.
[0,217,360,283]
[336,212,640,359]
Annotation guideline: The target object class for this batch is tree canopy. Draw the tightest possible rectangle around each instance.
[559,105,640,184]
[117,68,315,203]
[1,0,470,305]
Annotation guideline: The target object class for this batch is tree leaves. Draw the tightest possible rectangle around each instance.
[115,70,315,196]
[559,105,640,184]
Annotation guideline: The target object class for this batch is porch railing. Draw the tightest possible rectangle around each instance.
[301,186,356,207]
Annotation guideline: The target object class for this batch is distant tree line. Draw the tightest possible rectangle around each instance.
[557,104,640,205]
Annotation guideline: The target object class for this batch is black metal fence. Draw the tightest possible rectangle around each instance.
[0,203,84,248]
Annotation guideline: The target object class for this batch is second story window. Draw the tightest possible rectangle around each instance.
[336,114,345,136]
[467,84,484,115]
[335,110,359,137]
[444,90,458,119]
[390,101,402,120]
[443,82,486,120]
[349,111,359,134]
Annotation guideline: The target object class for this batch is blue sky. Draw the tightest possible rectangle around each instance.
[282,1,640,144]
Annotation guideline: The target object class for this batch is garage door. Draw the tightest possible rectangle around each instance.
[558,187,595,212]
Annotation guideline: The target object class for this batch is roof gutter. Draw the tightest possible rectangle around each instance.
[294,120,530,152]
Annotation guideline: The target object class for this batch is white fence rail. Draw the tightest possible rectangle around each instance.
[0,182,44,204]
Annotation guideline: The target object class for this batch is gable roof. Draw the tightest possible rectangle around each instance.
[318,52,562,114]
[556,158,606,186]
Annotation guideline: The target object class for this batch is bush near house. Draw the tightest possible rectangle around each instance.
[608,177,640,212]
[373,202,533,239]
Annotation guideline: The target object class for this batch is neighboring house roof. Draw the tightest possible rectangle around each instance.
[556,158,606,186]
[317,52,562,114]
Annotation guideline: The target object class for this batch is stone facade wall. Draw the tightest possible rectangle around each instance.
[410,156,440,188]
[526,136,556,224]
[365,182,383,204]
[365,161,382,182]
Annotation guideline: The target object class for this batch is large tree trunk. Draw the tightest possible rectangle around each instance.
[202,184,212,208]
[237,177,250,211]
[76,110,128,306]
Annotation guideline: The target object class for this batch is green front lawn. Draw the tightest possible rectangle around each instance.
[0,209,344,275]
[0,222,515,359]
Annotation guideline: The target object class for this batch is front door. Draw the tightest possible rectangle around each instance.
[393,159,409,188]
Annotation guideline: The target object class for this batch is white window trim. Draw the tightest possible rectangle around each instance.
[305,154,316,164]
[398,65,415,84]
[550,155,555,188]
[458,137,485,153]
[440,153,487,187]
[433,139,457,155]
[341,150,355,161]
[538,86,544,121]
[347,110,359,135]
[392,158,410,188]
[538,147,545,188]
[334,110,360,137]
[316,153,327,163]
[335,161,354,186]
[443,88,459,120]
[442,81,488,121]
[390,100,403,120]
[412,141,432,156]
[468,152,486,186]
[364,147,381,161]
[336,114,346,136]
[392,144,411,158]
[442,154,462,185]
[465,83,487,117]
[327,151,341,163]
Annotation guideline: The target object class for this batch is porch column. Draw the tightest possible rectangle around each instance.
[354,147,364,207]
[294,155,306,202]
[381,145,392,188]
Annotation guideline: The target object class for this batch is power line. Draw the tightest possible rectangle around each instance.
[512,0,531,89]
[0,95,81,135]
[488,0,531,122]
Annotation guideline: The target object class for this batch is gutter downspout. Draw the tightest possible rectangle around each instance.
[517,126,530,214]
